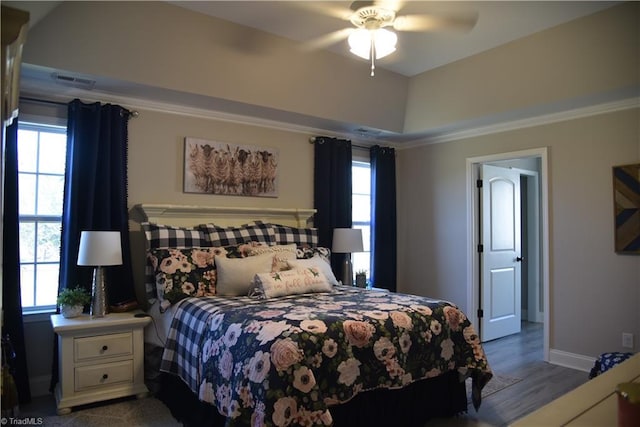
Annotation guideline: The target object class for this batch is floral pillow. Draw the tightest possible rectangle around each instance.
[296,246,331,262]
[149,248,217,312]
[141,222,211,304]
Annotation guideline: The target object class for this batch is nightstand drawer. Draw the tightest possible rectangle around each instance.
[75,360,133,391]
[74,332,133,362]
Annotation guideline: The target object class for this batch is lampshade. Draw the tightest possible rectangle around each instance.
[348,28,397,60]
[77,231,123,266]
[332,228,364,253]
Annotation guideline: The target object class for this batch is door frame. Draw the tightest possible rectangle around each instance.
[519,169,543,323]
[466,147,550,361]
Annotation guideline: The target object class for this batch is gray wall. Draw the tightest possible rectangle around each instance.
[397,108,640,359]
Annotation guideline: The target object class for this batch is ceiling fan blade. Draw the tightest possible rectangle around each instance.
[393,11,479,33]
[295,2,354,21]
[372,0,404,13]
[299,28,353,52]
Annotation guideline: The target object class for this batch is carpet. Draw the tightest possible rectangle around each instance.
[466,374,522,401]
[24,395,181,427]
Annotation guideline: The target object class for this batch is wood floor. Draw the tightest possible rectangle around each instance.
[428,321,589,427]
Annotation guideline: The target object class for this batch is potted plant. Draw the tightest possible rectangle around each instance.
[355,270,367,288]
[57,287,91,318]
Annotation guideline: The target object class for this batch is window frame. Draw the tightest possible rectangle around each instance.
[351,159,371,279]
[18,121,67,315]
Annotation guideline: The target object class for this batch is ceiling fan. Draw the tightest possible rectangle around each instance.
[305,1,479,76]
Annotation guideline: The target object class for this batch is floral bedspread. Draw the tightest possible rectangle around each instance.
[161,286,492,426]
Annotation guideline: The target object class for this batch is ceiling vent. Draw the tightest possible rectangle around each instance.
[51,72,96,90]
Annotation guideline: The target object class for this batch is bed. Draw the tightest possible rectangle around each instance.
[129,204,493,427]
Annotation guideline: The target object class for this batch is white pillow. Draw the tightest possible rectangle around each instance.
[287,256,339,287]
[215,252,275,296]
[247,244,297,271]
[253,267,332,299]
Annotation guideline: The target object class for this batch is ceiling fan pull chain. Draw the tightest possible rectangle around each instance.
[370,37,376,77]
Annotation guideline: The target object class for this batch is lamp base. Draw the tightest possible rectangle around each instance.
[342,256,353,286]
[90,266,109,317]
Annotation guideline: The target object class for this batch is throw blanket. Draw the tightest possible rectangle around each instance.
[161,286,492,426]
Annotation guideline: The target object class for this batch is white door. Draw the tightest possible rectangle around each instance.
[480,164,522,341]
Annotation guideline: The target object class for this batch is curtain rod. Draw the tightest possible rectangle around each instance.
[308,136,369,150]
[20,96,139,118]
[20,96,67,107]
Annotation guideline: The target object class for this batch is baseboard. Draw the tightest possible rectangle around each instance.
[30,374,52,397]
[549,349,595,372]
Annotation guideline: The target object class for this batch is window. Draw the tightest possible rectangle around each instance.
[18,122,67,312]
[352,161,371,278]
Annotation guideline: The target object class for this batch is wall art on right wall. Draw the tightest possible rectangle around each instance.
[613,163,640,254]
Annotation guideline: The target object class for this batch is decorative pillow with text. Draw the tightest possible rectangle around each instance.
[287,256,340,287]
[252,267,332,299]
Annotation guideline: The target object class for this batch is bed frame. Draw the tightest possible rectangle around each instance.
[128,203,468,426]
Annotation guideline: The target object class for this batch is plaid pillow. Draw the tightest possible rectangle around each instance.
[142,222,210,249]
[272,224,318,247]
[141,222,212,304]
[202,221,276,247]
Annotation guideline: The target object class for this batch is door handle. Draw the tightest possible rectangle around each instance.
[516,256,524,262]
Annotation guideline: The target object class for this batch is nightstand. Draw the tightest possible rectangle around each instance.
[51,311,151,415]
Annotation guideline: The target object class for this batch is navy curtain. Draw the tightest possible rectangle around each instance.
[313,136,352,275]
[2,120,31,404]
[51,99,135,391]
[370,145,396,291]
[58,99,135,303]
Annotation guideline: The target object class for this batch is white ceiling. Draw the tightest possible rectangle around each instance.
[168,1,617,77]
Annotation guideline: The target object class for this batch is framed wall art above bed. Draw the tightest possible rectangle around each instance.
[184,137,279,197]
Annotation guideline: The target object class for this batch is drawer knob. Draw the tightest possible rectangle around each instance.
[101,345,108,352]
[102,374,108,380]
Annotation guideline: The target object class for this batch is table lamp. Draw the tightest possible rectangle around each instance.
[77,231,122,317]
[332,228,363,286]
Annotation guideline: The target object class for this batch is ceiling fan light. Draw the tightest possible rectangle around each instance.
[373,28,397,59]
[348,28,397,61]
[348,29,373,59]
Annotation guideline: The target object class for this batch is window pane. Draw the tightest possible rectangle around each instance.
[352,252,369,277]
[37,222,61,262]
[20,264,35,308]
[18,122,67,311]
[35,264,59,306]
[352,161,371,282]
[355,225,370,252]
[352,165,371,195]
[39,132,66,174]
[352,194,370,222]
[37,175,65,215]
[18,173,36,215]
[17,130,38,172]
[19,221,36,263]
